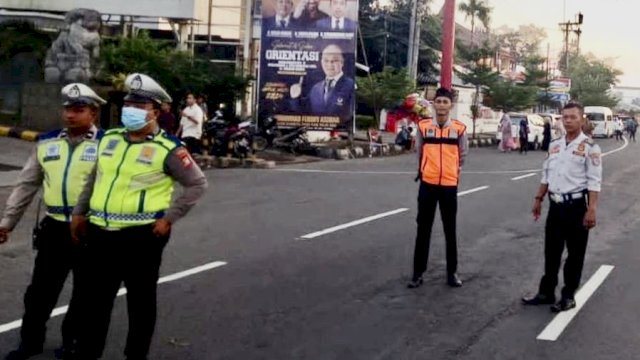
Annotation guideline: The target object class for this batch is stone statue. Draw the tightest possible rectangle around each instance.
[44,8,102,84]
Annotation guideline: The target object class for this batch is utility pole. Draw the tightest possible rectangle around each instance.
[559,12,583,73]
[407,0,419,79]
[441,0,456,89]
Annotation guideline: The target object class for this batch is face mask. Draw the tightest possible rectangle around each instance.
[121,107,149,131]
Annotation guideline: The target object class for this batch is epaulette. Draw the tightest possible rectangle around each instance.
[37,129,63,142]
[581,138,594,146]
[161,131,183,147]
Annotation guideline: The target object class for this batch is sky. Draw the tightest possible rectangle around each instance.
[430,0,640,87]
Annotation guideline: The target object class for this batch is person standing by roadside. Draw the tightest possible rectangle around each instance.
[614,117,624,141]
[71,73,208,360]
[196,95,209,121]
[178,93,204,154]
[542,117,552,151]
[157,101,177,135]
[408,87,468,289]
[1,83,105,360]
[523,102,602,312]
[499,113,513,152]
[519,117,529,154]
[625,117,637,142]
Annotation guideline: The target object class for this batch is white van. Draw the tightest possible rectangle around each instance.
[584,106,613,138]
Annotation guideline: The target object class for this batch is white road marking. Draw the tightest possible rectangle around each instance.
[300,185,489,240]
[536,264,614,341]
[0,261,228,335]
[299,208,410,240]
[273,168,541,175]
[602,136,628,157]
[457,185,490,196]
[511,173,538,181]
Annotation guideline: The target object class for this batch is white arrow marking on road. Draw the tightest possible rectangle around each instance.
[536,264,615,341]
[0,261,228,335]
[511,173,538,181]
[300,186,490,240]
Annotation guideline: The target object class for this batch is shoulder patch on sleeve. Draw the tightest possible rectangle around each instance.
[174,147,194,168]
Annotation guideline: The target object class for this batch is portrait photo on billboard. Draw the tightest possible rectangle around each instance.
[261,0,358,31]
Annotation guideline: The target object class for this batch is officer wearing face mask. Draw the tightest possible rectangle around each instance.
[70,73,208,360]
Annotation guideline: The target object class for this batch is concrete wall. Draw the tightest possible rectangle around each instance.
[20,82,62,131]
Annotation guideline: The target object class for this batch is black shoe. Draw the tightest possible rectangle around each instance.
[522,293,556,305]
[5,347,42,360]
[551,298,576,313]
[407,276,423,289]
[447,273,462,287]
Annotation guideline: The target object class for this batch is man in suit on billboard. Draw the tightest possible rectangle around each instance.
[290,44,354,119]
[315,0,356,31]
[263,0,298,29]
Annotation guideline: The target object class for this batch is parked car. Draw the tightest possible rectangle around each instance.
[496,113,545,150]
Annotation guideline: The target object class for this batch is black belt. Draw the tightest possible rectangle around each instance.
[548,190,587,204]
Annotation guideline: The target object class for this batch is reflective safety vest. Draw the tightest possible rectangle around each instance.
[418,119,466,186]
[36,129,103,222]
[89,128,181,229]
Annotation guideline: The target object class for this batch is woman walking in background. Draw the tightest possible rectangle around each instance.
[499,113,514,152]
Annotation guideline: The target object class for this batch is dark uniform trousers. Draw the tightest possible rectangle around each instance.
[20,216,85,351]
[539,197,589,300]
[76,223,169,360]
[412,182,458,278]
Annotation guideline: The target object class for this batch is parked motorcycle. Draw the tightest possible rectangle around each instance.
[203,115,253,158]
[253,117,314,155]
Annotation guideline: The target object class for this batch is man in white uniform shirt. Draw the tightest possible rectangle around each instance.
[523,102,602,312]
[178,93,204,154]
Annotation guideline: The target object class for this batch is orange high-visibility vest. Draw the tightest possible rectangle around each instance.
[418,119,466,186]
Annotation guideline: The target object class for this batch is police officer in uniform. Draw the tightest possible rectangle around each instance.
[408,88,468,289]
[70,73,208,360]
[0,84,106,360]
[523,102,602,312]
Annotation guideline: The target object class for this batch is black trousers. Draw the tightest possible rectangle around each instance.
[412,182,458,278]
[538,198,589,299]
[630,129,636,142]
[519,136,528,153]
[76,224,169,360]
[19,217,85,351]
[182,136,201,155]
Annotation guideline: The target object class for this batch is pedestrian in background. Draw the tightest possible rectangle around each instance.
[1,83,105,360]
[615,117,624,141]
[499,113,514,152]
[158,101,177,135]
[196,94,209,121]
[519,117,529,154]
[408,87,467,289]
[626,117,637,142]
[71,73,208,360]
[178,93,204,154]
[523,102,602,312]
[542,117,551,151]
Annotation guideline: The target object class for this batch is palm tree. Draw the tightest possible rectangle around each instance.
[458,0,492,45]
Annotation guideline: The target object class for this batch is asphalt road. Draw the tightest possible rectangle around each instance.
[0,136,637,360]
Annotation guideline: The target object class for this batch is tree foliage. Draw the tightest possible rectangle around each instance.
[356,67,415,124]
[458,0,492,34]
[98,32,251,106]
[0,21,52,65]
[495,24,547,70]
[567,54,622,108]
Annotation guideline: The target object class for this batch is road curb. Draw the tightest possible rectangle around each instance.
[0,126,40,142]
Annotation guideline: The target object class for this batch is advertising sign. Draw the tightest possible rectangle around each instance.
[258,0,358,131]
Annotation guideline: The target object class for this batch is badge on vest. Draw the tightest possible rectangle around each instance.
[80,144,97,162]
[43,144,61,162]
[448,131,459,139]
[426,129,435,138]
[137,146,156,165]
[102,139,120,156]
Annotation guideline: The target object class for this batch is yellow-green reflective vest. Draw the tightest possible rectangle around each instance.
[36,129,103,222]
[89,128,180,229]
